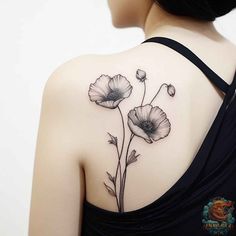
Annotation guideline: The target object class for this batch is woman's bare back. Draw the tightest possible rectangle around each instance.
[29,34,236,236]
[74,35,236,214]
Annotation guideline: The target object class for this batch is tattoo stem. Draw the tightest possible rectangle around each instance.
[114,144,120,211]
[141,80,147,106]
[113,105,125,211]
[119,132,135,212]
[149,83,168,105]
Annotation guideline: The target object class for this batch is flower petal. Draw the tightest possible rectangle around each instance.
[97,100,116,109]
[112,98,124,108]
[109,74,132,98]
[122,85,133,98]
[98,98,124,109]
[134,104,152,122]
[127,109,140,125]
[88,75,111,102]
[127,116,152,143]
[150,118,171,141]
[149,106,167,128]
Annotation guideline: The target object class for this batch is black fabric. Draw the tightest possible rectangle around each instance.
[81,36,236,236]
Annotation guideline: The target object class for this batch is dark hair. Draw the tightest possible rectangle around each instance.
[154,0,236,21]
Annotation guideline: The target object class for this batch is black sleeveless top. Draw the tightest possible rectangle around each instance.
[81,37,236,236]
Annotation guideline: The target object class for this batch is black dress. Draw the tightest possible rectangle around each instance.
[81,36,236,236]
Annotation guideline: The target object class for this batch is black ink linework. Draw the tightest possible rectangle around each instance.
[88,69,176,212]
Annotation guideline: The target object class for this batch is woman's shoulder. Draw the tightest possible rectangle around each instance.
[46,50,138,92]
[46,35,236,94]
[44,54,109,94]
[49,52,126,80]
[62,37,236,75]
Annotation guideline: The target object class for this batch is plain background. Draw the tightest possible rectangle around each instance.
[0,0,235,235]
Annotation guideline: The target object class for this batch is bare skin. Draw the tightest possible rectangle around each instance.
[28,1,236,235]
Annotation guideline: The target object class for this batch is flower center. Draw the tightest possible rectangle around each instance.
[106,90,122,101]
[140,120,155,134]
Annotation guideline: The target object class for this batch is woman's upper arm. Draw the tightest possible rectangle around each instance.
[28,62,86,236]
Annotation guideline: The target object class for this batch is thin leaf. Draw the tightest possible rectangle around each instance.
[127,149,140,166]
[103,182,116,197]
[107,132,118,145]
[106,171,115,183]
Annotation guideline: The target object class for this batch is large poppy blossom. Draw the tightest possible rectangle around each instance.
[88,74,133,109]
[127,104,171,143]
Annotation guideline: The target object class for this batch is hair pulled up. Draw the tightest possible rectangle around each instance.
[154,0,236,21]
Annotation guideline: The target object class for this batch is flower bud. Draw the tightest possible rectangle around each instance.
[167,84,175,97]
[136,69,147,82]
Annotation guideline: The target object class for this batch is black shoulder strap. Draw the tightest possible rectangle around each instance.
[141,36,230,94]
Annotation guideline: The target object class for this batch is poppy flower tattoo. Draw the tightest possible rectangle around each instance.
[88,74,133,109]
[127,104,171,144]
[88,69,176,212]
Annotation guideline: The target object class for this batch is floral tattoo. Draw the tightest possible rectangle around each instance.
[88,69,176,212]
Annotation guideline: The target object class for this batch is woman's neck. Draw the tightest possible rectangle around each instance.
[142,3,220,40]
